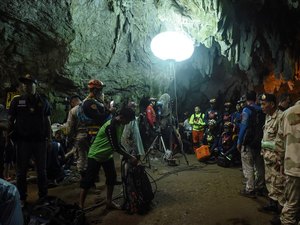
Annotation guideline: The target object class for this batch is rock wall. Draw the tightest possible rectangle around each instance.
[1,0,300,122]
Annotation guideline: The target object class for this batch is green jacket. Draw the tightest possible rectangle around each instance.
[189,113,205,131]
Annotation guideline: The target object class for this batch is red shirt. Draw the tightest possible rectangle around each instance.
[146,105,156,127]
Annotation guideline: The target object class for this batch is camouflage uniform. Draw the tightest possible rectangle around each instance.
[276,100,300,225]
[261,109,285,206]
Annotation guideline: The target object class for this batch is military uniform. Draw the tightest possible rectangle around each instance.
[276,100,300,225]
[261,109,285,206]
[9,93,51,201]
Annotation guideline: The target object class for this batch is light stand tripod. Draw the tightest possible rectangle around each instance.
[142,126,189,167]
[142,128,171,168]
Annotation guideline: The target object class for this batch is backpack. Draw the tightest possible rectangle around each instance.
[242,106,265,149]
[217,155,232,168]
[76,99,108,126]
[121,162,154,214]
[25,196,85,225]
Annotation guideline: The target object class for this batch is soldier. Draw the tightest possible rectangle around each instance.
[8,74,52,206]
[277,93,291,112]
[259,94,284,216]
[275,100,300,225]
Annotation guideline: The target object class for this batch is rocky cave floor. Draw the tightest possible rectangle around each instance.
[25,153,275,225]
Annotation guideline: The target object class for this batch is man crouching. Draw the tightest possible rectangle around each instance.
[79,107,137,209]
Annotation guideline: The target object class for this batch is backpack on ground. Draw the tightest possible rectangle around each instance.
[217,155,232,168]
[25,196,85,225]
[121,161,154,214]
[242,106,265,149]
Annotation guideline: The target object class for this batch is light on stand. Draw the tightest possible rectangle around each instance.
[149,31,194,166]
[150,31,194,121]
[150,31,194,62]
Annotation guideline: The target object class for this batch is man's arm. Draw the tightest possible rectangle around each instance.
[106,119,135,160]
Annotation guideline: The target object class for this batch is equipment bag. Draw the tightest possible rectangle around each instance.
[121,161,154,214]
[195,145,211,161]
[25,196,85,225]
[217,155,231,168]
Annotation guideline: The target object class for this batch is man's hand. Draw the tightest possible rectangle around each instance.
[130,156,138,166]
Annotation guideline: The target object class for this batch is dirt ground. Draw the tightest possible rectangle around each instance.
[25,153,274,225]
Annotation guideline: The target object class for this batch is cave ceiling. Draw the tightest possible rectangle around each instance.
[1,0,300,119]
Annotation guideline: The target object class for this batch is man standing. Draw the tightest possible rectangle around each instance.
[259,94,284,215]
[277,93,291,112]
[68,79,108,177]
[146,98,157,130]
[8,74,52,205]
[276,100,300,225]
[189,106,206,151]
[237,91,265,198]
[79,107,137,209]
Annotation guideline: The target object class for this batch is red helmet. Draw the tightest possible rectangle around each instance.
[88,79,105,89]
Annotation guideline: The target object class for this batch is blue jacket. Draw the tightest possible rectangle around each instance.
[237,103,261,145]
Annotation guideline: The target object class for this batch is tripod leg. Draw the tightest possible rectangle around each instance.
[159,136,168,153]
[179,139,189,165]
[142,136,159,163]
[173,134,189,165]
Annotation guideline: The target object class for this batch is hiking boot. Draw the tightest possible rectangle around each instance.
[270,215,281,225]
[258,204,278,214]
[258,199,279,214]
[239,189,256,198]
[255,187,268,197]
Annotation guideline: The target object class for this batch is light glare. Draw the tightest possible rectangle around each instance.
[151,31,194,62]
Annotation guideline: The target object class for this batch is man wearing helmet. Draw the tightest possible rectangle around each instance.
[68,79,109,178]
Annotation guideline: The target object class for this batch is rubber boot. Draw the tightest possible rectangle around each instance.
[258,199,278,214]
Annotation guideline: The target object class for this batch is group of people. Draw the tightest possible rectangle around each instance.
[181,98,243,164]
[181,91,299,225]
[0,74,146,224]
[0,73,299,225]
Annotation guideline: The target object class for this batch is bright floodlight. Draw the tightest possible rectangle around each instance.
[150,31,194,62]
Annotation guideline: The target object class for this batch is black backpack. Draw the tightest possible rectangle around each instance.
[121,162,154,214]
[77,99,107,126]
[25,196,85,225]
[242,106,265,149]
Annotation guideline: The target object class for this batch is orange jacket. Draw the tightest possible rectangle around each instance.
[146,105,156,127]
